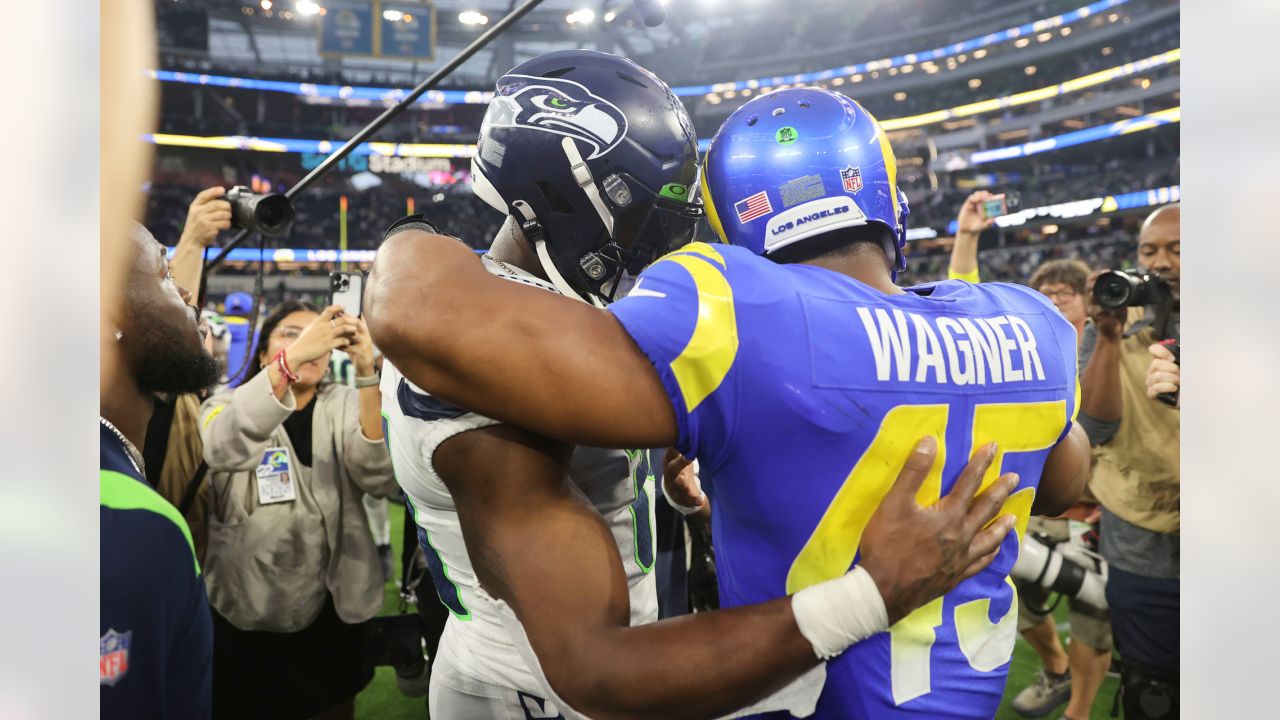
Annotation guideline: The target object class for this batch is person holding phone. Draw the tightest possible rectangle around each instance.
[948,190,1000,283]
[198,301,395,720]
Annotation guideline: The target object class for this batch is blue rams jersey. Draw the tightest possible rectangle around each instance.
[609,243,1078,719]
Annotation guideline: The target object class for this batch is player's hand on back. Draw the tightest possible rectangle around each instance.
[858,437,1018,625]
[662,448,707,513]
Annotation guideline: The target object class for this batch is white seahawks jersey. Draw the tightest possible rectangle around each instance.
[380,256,658,700]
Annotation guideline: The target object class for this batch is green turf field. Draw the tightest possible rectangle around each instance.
[356,504,1119,719]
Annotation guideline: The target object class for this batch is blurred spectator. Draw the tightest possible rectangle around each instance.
[102,223,220,719]
[146,187,233,563]
[947,190,994,282]
[1078,203,1180,719]
[1028,259,1091,342]
[199,301,396,720]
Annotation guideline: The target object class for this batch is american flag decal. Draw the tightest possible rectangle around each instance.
[734,191,773,224]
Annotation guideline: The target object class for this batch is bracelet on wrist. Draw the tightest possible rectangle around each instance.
[354,374,380,389]
[275,350,300,385]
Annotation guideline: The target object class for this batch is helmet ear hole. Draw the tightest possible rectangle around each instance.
[537,181,578,215]
[746,115,759,127]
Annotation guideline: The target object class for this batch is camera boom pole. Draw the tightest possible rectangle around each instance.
[203,0,548,276]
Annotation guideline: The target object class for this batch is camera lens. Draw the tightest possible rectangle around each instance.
[1093,271,1134,309]
[255,195,292,231]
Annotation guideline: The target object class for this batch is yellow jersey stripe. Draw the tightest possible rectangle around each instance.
[662,249,738,414]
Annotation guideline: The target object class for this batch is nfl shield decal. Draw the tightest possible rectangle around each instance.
[100,629,132,686]
[840,165,863,193]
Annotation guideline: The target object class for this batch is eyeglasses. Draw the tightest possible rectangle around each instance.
[270,326,305,340]
[1039,288,1080,301]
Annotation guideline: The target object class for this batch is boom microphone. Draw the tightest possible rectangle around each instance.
[633,0,667,27]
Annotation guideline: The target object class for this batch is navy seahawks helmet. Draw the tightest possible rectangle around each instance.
[472,50,703,305]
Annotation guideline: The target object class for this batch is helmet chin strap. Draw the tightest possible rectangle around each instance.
[562,137,616,239]
[511,199,607,309]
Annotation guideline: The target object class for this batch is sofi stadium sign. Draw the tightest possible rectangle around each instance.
[300,153,456,176]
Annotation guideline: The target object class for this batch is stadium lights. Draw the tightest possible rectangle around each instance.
[968,78,982,89]
[383,8,403,20]
[296,0,320,16]
[973,48,987,59]
[458,10,488,24]
[1024,65,1037,76]
[604,10,617,21]
[1037,32,1052,42]
[894,92,907,102]
[1015,37,1030,48]
[1061,26,1072,36]
[260,0,272,9]
[566,8,594,24]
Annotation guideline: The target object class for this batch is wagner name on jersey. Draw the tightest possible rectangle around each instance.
[609,242,1079,719]
[380,256,658,702]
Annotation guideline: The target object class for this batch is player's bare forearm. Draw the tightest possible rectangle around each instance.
[1032,423,1089,516]
[435,425,817,720]
[472,481,815,720]
[1080,335,1123,423]
[365,230,677,448]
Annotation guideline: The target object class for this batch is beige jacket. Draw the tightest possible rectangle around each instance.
[199,370,396,632]
[1088,308,1180,534]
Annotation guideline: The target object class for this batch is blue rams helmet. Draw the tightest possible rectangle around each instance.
[472,50,703,305]
[700,87,910,275]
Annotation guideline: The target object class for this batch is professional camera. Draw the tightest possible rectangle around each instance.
[1010,529,1108,612]
[226,185,295,238]
[1092,270,1172,310]
[365,613,431,697]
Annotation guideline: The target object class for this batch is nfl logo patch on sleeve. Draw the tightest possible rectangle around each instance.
[100,629,132,686]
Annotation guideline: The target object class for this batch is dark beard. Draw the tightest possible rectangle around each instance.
[127,306,222,396]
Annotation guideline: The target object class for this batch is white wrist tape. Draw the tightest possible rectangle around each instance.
[791,566,889,660]
[661,475,703,516]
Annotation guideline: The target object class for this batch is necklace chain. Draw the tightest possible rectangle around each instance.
[100,416,145,478]
[483,253,519,276]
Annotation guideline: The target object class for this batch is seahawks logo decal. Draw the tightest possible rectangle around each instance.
[487,75,628,160]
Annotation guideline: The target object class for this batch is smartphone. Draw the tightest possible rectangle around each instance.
[329,271,365,317]
[980,191,1021,220]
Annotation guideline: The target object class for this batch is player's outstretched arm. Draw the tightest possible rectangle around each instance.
[1031,423,1090,516]
[365,230,678,448]
[435,426,1018,720]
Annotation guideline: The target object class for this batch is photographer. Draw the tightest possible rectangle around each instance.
[199,301,396,720]
[1079,203,1180,719]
